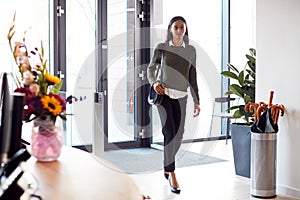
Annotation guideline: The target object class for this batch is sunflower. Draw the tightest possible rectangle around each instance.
[40,94,63,116]
[45,73,61,84]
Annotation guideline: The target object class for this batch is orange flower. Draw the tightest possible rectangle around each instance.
[45,73,61,84]
[41,95,63,116]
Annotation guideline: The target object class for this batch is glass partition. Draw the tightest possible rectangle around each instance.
[65,0,96,147]
[106,0,136,143]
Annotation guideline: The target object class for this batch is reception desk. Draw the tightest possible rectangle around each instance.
[24,146,142,200]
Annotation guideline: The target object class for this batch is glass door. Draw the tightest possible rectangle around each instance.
[65,0,96,150]
[106,0,136,144]
[104,0,148,150]
[63,0,149,152]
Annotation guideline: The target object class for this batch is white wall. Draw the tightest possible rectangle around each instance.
[257,0,300,198]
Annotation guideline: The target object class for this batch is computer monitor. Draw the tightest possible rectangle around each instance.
[0,72,12,164]
[8,92,25,158]
[0,73,31,200]
[0,73,25,165]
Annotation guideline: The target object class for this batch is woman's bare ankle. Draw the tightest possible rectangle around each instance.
[169,172,179,187]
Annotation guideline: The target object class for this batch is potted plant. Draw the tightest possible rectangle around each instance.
[220,48,256,178]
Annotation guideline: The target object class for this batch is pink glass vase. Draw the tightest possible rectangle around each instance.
[31,117,63,162]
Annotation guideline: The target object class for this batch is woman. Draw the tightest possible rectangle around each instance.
[147,16,201,194]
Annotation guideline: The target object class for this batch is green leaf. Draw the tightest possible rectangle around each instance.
[249,48,256,56]
[244,95,252,104]
[245,69,255,79]
[246,54,256,64]
[247,61,256,73]
[229,84,244,98]
[226,63,239,73]
[50,80,63,95]
[245,74,250,81]
[238,70,244,86]
[220,71,239,80]
[60,115,67,121]
[226,105,240,111]
[233,110,243,118]
[224,91,233,95]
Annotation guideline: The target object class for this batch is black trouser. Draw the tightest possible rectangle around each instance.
[157,95,187,172]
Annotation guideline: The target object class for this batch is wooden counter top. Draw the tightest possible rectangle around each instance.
[25,146,142,200]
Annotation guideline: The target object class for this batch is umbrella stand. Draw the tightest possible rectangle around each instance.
[251,132,277,198]
[245,91,285,198]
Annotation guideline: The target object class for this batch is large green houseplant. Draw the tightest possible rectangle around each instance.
[221,48,256,178]
[221,48,256,124]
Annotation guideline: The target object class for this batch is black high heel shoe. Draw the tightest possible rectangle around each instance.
[168,176,181,194]
[164,172,169,180]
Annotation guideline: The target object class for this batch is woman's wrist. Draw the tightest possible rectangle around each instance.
[153,81,160,87]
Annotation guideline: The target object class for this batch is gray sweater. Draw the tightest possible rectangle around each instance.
[147,42,200,104]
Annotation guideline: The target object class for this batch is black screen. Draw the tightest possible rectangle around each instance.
[0,72,12,164]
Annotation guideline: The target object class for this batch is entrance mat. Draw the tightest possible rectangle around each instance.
[103,148,227,174]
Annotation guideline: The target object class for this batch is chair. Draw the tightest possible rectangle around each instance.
[209,96,235,144]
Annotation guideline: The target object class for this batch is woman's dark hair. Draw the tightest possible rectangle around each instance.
[166,16,189,44]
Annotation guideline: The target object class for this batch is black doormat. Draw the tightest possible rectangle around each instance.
[103,148,227,174]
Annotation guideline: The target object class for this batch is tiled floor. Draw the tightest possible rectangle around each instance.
[129,140,299,200]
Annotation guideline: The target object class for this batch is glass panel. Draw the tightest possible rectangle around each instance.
[107,0,136,143]
[151,0,222,143]
[230,0,256,70]
[66,0,96,147]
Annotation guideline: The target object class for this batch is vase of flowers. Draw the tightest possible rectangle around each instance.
[7,13,81,162]
[31,116,63,162]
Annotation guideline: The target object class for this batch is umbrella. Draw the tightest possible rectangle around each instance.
[251,107,278,133]
[245,91,285,133]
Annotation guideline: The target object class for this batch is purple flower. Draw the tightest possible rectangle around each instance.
[66,95,86,104]
[28,96,43,116]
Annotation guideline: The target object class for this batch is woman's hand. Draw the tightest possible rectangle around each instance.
[193,104,200,117]
[153,82,165,95]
